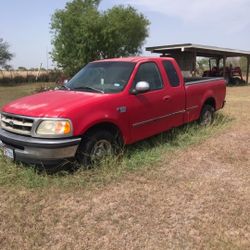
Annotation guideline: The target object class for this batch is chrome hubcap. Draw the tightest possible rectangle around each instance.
[202,111,212,126]
[91,139,112,162]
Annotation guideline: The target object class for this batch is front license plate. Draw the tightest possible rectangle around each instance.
[3,147,14,160]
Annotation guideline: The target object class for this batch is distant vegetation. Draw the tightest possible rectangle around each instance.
[197,56,248,73]
[0,38,13,70]
[0,37,65,85]
[0,69,64,85]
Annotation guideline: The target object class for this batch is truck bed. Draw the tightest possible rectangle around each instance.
[184,76,226,123]
[184,77,224,85]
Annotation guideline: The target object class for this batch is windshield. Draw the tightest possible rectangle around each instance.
[66,61,135,93]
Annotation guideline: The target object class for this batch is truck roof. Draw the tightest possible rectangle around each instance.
[92,56,171,63]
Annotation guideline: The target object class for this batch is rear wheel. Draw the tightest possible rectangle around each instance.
[76,130,120,167]
[199,105,215,126]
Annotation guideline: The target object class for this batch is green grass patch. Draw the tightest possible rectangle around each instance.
[0,82,57,107]
[0,112,232,189]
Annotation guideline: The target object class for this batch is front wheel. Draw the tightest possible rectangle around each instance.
[199,105,215,126]
[76,130,120,167]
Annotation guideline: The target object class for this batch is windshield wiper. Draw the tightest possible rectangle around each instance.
[72,86,104,93]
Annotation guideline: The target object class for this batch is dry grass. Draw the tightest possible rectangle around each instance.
[0,70,48,78]
[0,85,250,249]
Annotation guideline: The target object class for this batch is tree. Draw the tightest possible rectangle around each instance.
[3,65,13,71]
[197,57,209,71]
[239,57,247,73]
[0,38,13,69]
[101,6,150,58]
[50,0,149,76]
[18,66,27,71]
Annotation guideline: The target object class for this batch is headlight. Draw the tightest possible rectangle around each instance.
[36,119,72,137]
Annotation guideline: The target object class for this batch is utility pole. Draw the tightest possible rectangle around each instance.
[246,56,250,85]
[36,63,43,81]
[46,46,49,72]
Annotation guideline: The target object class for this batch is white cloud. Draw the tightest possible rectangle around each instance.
[127,0,250,33]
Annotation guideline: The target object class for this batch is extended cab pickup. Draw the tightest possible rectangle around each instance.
[0,57,226,166]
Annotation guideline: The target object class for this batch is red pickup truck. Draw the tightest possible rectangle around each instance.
[0,57,226,167]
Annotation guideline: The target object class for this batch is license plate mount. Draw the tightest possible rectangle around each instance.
[0,140,15,160]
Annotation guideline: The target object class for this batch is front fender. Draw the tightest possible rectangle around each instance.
[71,110,131,144]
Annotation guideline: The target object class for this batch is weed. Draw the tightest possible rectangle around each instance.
[0,112,232,189]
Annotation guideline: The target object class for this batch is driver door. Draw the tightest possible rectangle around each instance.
[127,62,171,142]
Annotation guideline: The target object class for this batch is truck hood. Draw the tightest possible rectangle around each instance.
[1,90,105,118]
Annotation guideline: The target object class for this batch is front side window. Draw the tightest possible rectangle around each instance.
[66,62,135,93]
[133,62,163,91]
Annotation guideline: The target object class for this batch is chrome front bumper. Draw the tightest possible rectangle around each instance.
[0,128,81,166]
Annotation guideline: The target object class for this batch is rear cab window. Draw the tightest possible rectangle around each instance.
[162,60,180,87]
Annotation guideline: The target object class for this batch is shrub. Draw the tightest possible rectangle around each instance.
[13,75,26,84]
[49,71,65,83]
[38,74,49,82]
[26,75,36,83]
[0,77,12,85]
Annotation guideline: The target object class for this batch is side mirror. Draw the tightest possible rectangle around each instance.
[131,81,150,94]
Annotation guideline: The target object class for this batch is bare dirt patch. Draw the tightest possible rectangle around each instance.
[0,86,250,249]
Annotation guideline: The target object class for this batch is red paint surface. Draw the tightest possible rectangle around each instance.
[2,57,226,144]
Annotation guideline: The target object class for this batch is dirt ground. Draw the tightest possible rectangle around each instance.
[0,86,250,249]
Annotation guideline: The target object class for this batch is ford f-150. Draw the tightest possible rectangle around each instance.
[0,57,226,167]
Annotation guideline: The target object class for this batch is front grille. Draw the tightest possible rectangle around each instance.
[1,113,34,136]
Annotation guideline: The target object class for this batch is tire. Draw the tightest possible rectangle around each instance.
[199,105,215,126]
[76,130,120,167]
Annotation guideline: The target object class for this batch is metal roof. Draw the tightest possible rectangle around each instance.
[146,43,250,57]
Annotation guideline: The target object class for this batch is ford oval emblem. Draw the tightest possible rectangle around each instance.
[9,121,14,127]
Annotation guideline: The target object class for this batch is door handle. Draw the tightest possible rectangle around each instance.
[163,95,171,101]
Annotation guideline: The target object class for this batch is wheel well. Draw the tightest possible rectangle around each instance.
[203,97,216,109]
[84,122,124,144]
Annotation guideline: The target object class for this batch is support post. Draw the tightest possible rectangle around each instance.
[246,56,250,85]
[192,49,197,76]
[223,55,226,79]
[216,57,220,69]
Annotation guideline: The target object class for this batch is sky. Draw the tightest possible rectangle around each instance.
[1,0,250,69]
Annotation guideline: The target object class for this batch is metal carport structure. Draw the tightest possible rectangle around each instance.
[146,43,250,84]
